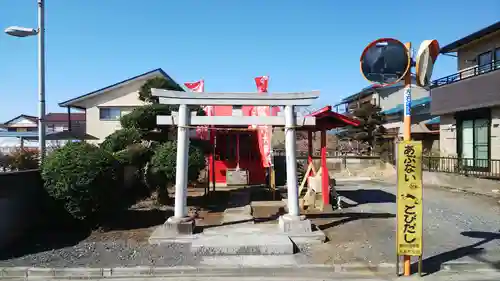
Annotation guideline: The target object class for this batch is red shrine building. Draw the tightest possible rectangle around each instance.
[202,105,359,187]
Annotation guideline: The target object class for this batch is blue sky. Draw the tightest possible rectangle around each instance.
[0,0,499,121]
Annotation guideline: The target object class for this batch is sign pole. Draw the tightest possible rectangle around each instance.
[402,42,412,277]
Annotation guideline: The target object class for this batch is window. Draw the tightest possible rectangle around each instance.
[477,51,493,73]
[495,48,500,69]
[99,107,121,121]
[457,110,490,170]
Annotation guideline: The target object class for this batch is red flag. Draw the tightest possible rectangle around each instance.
[254,76,269,93]
[248,76,273,167]
[184,80,204,93]
[185,80,212,139]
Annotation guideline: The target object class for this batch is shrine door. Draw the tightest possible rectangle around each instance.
[212,131,266,185]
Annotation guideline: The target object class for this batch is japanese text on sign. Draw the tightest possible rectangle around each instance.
[397,141,423,256]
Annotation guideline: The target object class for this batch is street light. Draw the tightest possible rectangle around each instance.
[4,0,46,164]
[5,26,38,37]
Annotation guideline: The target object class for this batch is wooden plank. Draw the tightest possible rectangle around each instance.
[157,115,316,126]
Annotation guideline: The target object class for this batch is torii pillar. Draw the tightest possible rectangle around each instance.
[149,90,319,239]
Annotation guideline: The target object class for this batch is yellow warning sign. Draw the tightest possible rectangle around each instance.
[397,141,423,256]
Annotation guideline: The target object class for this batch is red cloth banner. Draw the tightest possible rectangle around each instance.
[250,76,273,168]
[184,80,212,140]
[254,76,269,93]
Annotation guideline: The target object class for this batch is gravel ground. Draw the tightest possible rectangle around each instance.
[0,242,198,268]
[2,183,499,270]
[0,190,225,268]
[306,180,500,271]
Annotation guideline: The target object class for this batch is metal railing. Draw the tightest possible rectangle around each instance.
[431,60,500,88]
[422,156,500,179]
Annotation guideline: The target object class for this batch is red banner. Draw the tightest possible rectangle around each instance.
[255,76,269,93]
[184,80,212,140]
[250,76,272,167]
[184,80,204,92]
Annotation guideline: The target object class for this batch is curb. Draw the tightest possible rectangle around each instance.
[1,262,497,278]
[335,176,372,182]
[435,184,500,199]
[441,262,500,272]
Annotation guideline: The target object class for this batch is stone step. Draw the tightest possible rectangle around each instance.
[191,233,294,256]
[198,254,303,267]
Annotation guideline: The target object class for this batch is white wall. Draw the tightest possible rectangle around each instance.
[438,114,457,156]
[377,85,430,111]
[490,107,500,159]
[76,78,151,142]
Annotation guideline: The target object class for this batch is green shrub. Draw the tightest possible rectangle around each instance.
[149,141,205,189]
[8,148,39,170]
[114,144,152,167]
[41,142,120,223]
[120,104,206,133]
[120,104,176,132]
[100,128,143,152]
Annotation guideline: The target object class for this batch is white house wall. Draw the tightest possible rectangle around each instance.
[491,107,500,159]
[7,117,37,128]
[80,78,152,143]
[378,85,429,111]
[438,114,457,156]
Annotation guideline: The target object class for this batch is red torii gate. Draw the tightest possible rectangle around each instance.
[301,106,360,205]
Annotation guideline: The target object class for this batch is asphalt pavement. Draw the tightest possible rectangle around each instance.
[5,271,500,281]
[307,179,500,274]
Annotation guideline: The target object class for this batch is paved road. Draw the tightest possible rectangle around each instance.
[308,180,500,273]
[6,271,500,281]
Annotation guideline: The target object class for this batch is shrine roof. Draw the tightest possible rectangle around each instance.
[304,106,360,131]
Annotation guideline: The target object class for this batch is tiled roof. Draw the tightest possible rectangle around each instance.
[45,113,86,122]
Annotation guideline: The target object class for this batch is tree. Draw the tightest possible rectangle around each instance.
[138,77,181,103]
[101,77,209,203]
[343,103,387,155]
[100,127,143,152]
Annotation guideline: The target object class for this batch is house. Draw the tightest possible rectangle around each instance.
[0,112,86,152]
[58,68,184,142]
[333,77,438,152]
[430,21,500,166]
[1,113,85,133]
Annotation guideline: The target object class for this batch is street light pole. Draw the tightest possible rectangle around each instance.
[4,0,46,164]
[38,0,46,163]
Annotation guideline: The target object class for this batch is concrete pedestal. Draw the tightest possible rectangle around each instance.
[148,216,195,244]
[278,214,312,233]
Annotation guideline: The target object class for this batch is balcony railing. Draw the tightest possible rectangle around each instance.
[423,156,500,179]
[431,60,500,88]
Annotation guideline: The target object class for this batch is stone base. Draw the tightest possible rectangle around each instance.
[148,217,195,244]
[278,214,312,233]
[166,216,195,234]
[191,233,294,255]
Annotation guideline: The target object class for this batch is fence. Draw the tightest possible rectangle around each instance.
[422,156,500,179]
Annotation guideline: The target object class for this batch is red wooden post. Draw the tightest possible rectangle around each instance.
[210,129,216,192]
[320,130,329,205]
[307,130,313,175]
[208,129,214,191]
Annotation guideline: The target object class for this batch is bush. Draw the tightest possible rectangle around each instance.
[41,142,120,223]
[114,143,152,167]
[149,141,205,189]
[8,148,39,170]
[138,77,181,103]
[100,128,143,152]
[120,104,176,132]
[120,103,206,133]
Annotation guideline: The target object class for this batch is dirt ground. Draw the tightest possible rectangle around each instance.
[84,187,228,244]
